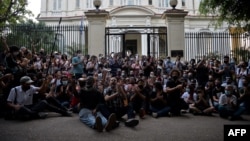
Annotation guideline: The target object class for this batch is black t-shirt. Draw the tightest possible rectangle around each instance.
[56,85,71,101]
[212,87,224,100]
[79,87,105,110]
[166,79,182,103]
[196,66,209,86]
[143,62,153,77]
[5,55,18,67]
[150,91,168,109]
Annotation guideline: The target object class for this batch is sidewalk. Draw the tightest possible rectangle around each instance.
[0,113,249,141]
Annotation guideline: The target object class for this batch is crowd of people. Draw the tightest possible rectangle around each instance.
[0,37,250,132]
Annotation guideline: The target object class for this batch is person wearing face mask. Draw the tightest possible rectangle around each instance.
[218,56,235,82]
[189,87,214,115]
[164,69,189,116]
[71,50,84,79]
[238,77,250,114]
[218,85,245,120]
[6,75,71,120]
[150,82,171,118]
[127,79,147,119]
[236,61,250,89]
[181,83,196,113]
[212,78,224,111]
[54,76,72,108]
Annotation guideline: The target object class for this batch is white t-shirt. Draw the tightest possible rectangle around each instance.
[7,85,39,106]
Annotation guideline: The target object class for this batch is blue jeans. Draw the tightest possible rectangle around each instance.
[218,105,245,118]
[98,104,135,120]
[79,108,107,129]
[150,105,171,117]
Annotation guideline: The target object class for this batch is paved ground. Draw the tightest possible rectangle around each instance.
[0,113,249,141]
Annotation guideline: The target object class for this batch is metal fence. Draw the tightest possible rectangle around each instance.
[185,32,250,62]
[0,24,87,57]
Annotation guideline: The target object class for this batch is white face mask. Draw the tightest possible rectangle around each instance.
[163,75,167,79]
[62,81,68,85]
[152,88,156,92]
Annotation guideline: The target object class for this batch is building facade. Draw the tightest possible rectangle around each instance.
[38,0,230,59]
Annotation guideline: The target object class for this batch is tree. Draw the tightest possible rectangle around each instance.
[199,0,250,31]
[0,0,32,27]
[2,20,56,53]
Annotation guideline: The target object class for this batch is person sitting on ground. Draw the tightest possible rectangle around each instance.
[181,82,197,113]
[6,75,71,120]
[218,85,245,120]
[238,77,250,114]
[78,76,116,132]
[127,79,147,119]
[100,77,139,128]
[164,69,189,116]
[189,87,215,115]
[212,78,224,111]
[150,82,171,118]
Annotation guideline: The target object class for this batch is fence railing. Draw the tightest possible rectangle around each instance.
[2,25,250,63]
[0,25,87,57]
[185,32,250,62]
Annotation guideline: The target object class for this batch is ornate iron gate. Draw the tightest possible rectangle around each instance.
[105,26,167,58]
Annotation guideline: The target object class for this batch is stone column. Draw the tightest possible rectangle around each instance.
[84,10,109,56]
[162,9,188,58]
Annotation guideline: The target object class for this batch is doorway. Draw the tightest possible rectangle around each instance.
[125,40,137,56]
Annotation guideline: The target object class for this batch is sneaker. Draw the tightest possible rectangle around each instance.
[62,111,72,117]
[105,113,116,132]
[38,112,48,119]
[125,118,139,127]
[181,109,188,114]
[113,121,120,129]
[139,108,146,119]
[95,116,103,132]
[168,112,172,117]
[152,112,158,118]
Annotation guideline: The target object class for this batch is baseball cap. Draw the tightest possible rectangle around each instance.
[20,76,34,84]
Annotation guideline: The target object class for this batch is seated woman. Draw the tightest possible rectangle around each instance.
[181,82,196,113]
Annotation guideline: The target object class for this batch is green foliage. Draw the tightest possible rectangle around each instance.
[231,47,250,62]
[2,20,56,53]
[199,0,250,31]
[0,0,32,26]
[205,51,223,60]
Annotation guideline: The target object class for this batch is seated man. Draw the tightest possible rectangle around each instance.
[150,82,171,118]
[78,76,116,132]
[100,77,139,127]
[218,85,245,120]
[189,87,214,115]
[7,76,71,120]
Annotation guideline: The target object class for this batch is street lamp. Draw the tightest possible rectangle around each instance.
[170,0,178,9]
[93,0,102,11]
